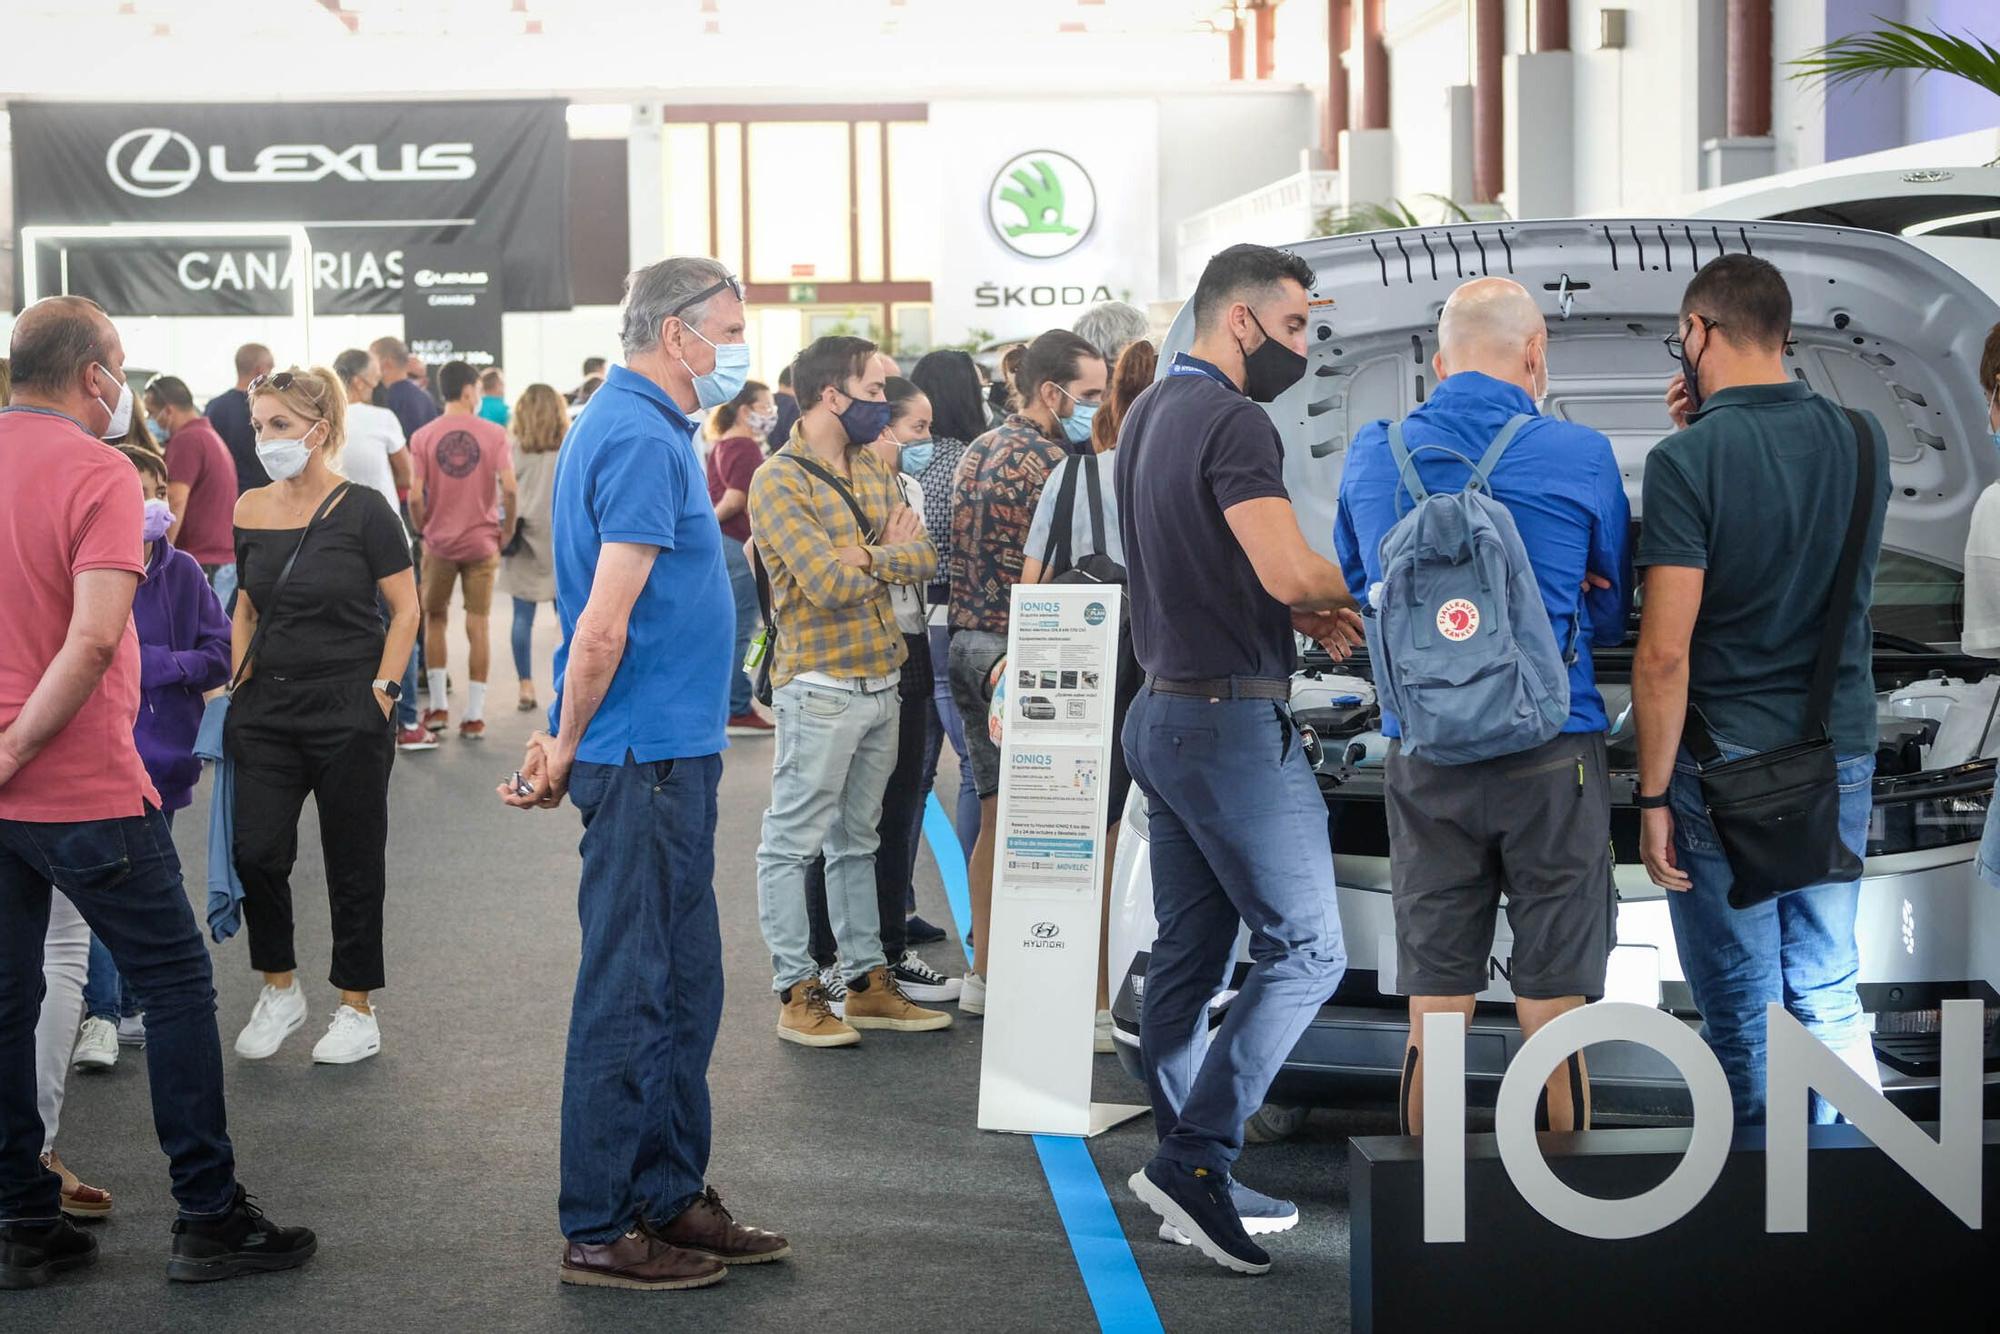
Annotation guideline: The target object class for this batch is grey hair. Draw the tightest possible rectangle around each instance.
[620,256,735,358]
[1072,300,1149,367]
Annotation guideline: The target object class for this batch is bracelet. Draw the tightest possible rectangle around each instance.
[1634,790,1671,810]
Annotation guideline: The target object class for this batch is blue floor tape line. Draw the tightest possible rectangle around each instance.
[921,795,1165,1334]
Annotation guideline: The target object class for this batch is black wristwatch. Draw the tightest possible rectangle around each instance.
[1634,790,1671,810]
[372,678,403,701]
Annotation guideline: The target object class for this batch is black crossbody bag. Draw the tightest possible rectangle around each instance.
[1039,451,1128,595]
[1683,408,1874,910]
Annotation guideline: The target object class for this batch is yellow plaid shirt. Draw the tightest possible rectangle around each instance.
[748,432,937,687]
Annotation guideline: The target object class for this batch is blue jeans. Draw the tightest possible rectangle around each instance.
[1977,786,2000,889]
[0,810,236,1224]
[755,679,898,989]
[1666,744,1878,1125]
[1123,687,1348,1175]
[721,539,759,718]
[917,622,981,875]
[511,597,541,685]
[207,562,238,616]
[559,752,724,1243]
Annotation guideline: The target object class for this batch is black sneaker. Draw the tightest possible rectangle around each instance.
[904,914,948,945]
[1128,1158,1270,1274]
[1159,1178,1300,1244]
[0,1217,97,1290]
[167,1186,317,1283]
[890,951,963,1003]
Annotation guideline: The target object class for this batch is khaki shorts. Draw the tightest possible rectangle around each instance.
[422,552,500,618]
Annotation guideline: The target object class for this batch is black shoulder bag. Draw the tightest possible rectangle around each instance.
[1039,454,1129,638]
[1683,408,1875,909]
[744,454,884,707]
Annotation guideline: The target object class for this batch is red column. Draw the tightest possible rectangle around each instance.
[1229,17,1245,80]
[1326,0,1351,166]
[1359,0,1389,130]
[1529,0,1569,53]
[1254,1,1277,80]
[1727,0,1773,137]
[1471,0,1503,202]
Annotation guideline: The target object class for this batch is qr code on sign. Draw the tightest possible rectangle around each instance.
[1066,700,1087,719]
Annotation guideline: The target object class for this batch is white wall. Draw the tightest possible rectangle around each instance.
[1382,1,1469,205]
[1154,89,1318,296]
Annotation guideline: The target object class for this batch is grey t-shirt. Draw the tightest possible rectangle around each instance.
[1637,381,1889,755]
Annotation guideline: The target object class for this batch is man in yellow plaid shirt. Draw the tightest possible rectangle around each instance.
[748,336,953,1048]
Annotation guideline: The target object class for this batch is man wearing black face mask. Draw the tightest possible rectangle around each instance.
[1115,243,1361,1275]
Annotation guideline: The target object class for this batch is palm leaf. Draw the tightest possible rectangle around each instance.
[1789,18,2000,99]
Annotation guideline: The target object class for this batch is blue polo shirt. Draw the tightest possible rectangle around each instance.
[549,364,733,762]
[1334,371,1633,735]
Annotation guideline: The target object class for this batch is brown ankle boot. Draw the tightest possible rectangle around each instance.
[842,966,953,1032]
[777,979,860,1047]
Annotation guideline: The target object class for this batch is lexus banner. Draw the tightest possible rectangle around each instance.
[9,100,569,316]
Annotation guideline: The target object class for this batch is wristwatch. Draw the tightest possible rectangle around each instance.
[372,678,403,701]
[1634,790,1670,810]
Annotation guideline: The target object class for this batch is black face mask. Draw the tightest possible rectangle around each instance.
[1674,321,1707,414]
[1238,309,1308,403]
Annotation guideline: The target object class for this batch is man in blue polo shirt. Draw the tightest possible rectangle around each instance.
[1335,276,1632,1138]
[500,256,790,1293]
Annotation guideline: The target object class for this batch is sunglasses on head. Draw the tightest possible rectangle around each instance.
[670,274,744,319]
[248,370,326,401]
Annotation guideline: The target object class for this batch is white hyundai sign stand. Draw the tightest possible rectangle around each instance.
[978,583,1146,1137]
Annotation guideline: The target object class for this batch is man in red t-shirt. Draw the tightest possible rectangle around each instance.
[144,375,240,592]
[409,359,519,741]
[0,297,315,1285]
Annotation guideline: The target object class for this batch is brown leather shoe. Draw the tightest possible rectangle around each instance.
[559,1227,727,1291]
[843,966,953,1032]
[649,1188,791,1265]
[777,979,859,1047]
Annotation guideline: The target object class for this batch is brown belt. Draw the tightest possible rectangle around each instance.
[1145,674,1291,702]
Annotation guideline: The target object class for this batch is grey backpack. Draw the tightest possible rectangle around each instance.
[1363,414,1572,765]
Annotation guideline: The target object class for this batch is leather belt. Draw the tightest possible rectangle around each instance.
[1145,674,1291,702]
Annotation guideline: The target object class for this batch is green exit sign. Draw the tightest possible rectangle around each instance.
[787,283,818,303]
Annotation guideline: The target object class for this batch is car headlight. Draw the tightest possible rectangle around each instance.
[1123,784,1150,841]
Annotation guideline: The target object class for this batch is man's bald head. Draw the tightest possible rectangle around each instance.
[8,296,116,399]
[1434,278,1550,398]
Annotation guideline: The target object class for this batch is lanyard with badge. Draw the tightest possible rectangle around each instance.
[1167,354,1238,392]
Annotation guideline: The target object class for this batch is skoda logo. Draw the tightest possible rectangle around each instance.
[988,149,1096,259]
[1031,922,1061,940]
[107,127,201,198]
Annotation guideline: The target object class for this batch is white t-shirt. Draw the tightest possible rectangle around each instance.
[1964,481,2000,657]
[340,402,408,522]
[890,475,927,635]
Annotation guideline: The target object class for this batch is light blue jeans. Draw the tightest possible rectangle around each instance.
[755,678,900,991]
[1666,741,1878,1125]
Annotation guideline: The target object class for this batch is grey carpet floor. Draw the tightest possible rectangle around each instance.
[21,610,1371,1332]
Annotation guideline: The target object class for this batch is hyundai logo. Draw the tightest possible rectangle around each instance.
[1031,922,1060,940]
[106,127,201,198]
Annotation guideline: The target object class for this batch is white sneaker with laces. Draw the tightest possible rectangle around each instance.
[72,1016,119,1070]
[817,964,849,1019]
[312,1004,382,1065]
[1094,1009,1116,1054]
[959,971,987,1015]
[890,951,962,1003]
[234,983,307,1059]
[116,1013,147,1047]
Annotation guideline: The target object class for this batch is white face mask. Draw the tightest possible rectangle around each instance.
[256,422,322,482]
[93,363,133,440]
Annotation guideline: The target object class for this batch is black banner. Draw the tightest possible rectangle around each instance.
[403,245,504,374]
[9,100,569,315]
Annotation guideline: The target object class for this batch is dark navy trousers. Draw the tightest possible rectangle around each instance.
[1123,687,1347,1175]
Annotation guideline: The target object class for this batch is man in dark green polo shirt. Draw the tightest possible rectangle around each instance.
[1631,253,1890,1125]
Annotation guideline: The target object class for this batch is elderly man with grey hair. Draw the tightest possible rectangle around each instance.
[1333,276,1631,1140]
[1074,299,1150,367]
[499,256,791,1292]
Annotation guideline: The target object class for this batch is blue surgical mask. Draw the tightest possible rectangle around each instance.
[684,328,751,409]
[146,417,169,445]
[899,438,936,475]
[1058,389,1099,447]
[837,395,894,446]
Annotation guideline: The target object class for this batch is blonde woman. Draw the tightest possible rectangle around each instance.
[226,367,420,1065]
[501,383,568,711]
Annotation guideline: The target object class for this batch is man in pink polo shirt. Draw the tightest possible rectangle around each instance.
[0,297,315,1289]
[143,374,240,601]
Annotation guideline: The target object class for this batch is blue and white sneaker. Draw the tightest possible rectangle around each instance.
[1128,1158,1270,1275]
[1159,1178,1299,1243]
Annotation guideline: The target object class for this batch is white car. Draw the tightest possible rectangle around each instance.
[1107,217,2000,1128]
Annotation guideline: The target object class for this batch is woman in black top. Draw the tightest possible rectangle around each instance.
[226,366,419,1067]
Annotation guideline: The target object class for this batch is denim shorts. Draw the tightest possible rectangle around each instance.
[946,629,1006,798]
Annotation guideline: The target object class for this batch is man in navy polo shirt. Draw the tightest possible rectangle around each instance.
[500,256,790,1293]
[1335,277,1632,1139]
[1118,243,1360,1275]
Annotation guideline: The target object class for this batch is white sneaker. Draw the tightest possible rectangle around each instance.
[72,1017,119,1071]
[234,983,307,1059]
[312,1005,382,1065]
[890,951,962,1003]
[959,972,987,1015]
[1094,1009,1115,1054]
[116,1013,147,1047]
[817,964,849,1020]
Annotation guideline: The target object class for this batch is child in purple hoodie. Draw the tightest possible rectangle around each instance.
[70,447,233,1071]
